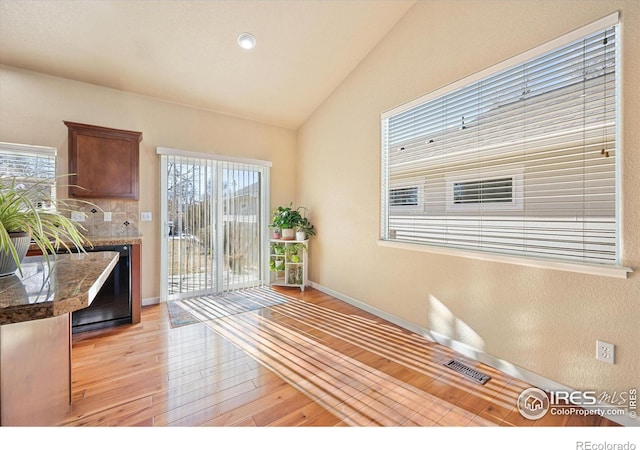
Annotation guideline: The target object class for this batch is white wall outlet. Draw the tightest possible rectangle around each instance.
[71,211,85,222]
[141,211,152,222]
[596,340,615,364]
[104,212,112,222]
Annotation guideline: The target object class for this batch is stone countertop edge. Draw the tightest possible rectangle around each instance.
[0,252,120,326]
[84,235,143,247]
[28,235,142,253]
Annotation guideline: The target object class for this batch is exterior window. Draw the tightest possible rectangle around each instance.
[380,15,620,266]
[0,142,57,209]
[453,178,512,204]
[388,179,425,213]
[390,187,418,206]
[445,170,523,211]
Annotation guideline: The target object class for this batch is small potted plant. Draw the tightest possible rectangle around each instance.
[269,258,285,272]
[296,216,316,241]
[271,242,285,256]
[269,242,286,272]
[0,176,91,276]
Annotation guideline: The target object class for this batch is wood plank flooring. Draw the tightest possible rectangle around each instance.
[62,287,619,427]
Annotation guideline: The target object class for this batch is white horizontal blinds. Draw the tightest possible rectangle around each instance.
[382,22,618,265]
[165,154,217,297]
[220,161,263,291]
[0,143,56,208]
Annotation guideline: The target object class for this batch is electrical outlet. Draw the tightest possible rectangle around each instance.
[141,211,152,221]
[71,211,85,222]
[104,212,112,222]
[596,340,615,364]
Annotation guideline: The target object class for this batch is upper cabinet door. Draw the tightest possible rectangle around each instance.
[65,121,142,200]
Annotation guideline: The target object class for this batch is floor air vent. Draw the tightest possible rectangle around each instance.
[444,359,491,385]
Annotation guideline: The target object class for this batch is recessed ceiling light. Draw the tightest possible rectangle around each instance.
[237,32,256,50]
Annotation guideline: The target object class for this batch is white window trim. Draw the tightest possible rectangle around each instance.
[377,240,632,279]
[156,146,272,167]
[0,141,57,157]
[445,168,524,212]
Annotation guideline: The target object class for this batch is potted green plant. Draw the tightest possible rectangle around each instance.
[269,243,285,272]
[270,203,303,240]
[269,258,285,272]
[285,242,306,263]
[0,176,91,276]
[296,216,316,241]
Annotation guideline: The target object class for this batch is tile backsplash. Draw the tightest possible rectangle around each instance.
[71,199,139,237]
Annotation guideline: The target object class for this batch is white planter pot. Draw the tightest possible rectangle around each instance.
[281,228,295,240]
[295,231,306,241]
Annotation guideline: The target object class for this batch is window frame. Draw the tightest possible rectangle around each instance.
[379,12,631,278]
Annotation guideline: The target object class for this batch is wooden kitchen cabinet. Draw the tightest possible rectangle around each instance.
[64,121,142,199]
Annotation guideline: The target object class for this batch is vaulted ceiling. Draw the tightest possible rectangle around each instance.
[0,0,415,129]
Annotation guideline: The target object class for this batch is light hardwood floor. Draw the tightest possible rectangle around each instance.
[63,287,619,427]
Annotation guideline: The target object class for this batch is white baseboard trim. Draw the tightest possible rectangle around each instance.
[142,296,160,306]
[308,281,638,427]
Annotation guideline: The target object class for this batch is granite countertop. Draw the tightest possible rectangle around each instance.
[0,252,119,325]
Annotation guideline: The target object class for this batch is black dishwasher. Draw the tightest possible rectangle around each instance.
[68,245,132,333]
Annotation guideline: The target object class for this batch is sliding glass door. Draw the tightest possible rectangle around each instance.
[159,148,270,301]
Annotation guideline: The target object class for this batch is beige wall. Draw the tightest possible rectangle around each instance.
[297,0,640,398]
[0,65,297,300]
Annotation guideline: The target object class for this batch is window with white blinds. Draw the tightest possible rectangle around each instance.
[381,14,620,267]
[0,142,57,208]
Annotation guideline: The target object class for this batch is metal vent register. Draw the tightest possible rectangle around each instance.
[444,359,491,385]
